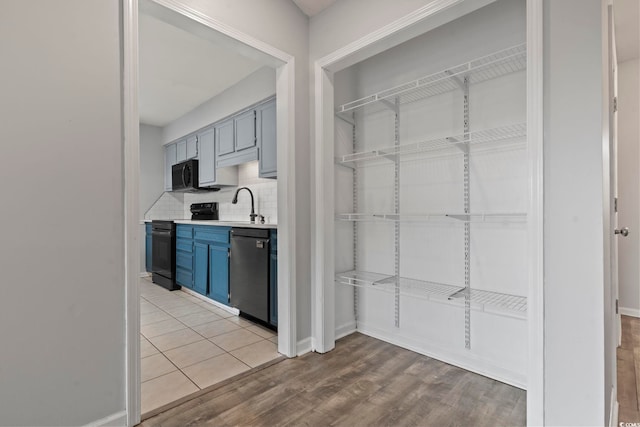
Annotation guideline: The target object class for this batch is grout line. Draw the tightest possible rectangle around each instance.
[141,352,179,384]
[145,351,202,391]
[140,285,279,408]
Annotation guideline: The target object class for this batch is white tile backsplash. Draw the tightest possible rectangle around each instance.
[144,192,185,220]
[144,161,277,224]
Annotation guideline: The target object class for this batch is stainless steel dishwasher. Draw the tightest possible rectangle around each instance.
[229,228,270,324]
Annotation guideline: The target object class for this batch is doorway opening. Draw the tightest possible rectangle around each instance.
[312,0,543,424]
[123,0,298,423]
[612,0,640,423]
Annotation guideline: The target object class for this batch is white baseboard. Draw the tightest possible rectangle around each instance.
[609,387,618,427]
[296,337,313,356]
[335,320,357,340]
[357,322,526,389]
[180,288,240,315]
[83,410,127,427]
[139,272,151,278]
[620,307,640,318]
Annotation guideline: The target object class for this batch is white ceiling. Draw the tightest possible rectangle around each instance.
[139,13,265,127]
[614,0,640,63]
[292,0,338,17]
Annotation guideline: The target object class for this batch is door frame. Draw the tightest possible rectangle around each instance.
[311,0,544,425]
[123,0,298,424]
[605,2,620,425]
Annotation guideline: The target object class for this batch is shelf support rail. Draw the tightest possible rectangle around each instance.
[463,76,471,350]
[351,112,359,325]
[336,112,356,127]
[380,98,400,115]
[394,97,401,328]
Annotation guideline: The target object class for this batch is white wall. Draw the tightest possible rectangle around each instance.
[617,58,640,316]
[156,0,312,342]
[543,0,607,424]
[140,124,165,213]
[0,1,125,425]
[310,0,458,59]
[331,0,528,387]
[140,124,165,273]
[162,66,276,144]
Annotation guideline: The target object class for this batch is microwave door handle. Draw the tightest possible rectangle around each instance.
[182,164,187,188]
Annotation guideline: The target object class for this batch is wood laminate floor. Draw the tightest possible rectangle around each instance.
[618,315,640,423]
[140,332,526,426]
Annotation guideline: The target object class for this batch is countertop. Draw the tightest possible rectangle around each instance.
[144,219,277,229]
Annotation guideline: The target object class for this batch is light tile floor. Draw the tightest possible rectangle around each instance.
[139,277,280,414]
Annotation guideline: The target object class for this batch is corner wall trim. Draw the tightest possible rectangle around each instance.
[620,307,640,318]
[296,337,313,356]
[609,387,618,427]
[335,321,357,341]
[83,411,127,427]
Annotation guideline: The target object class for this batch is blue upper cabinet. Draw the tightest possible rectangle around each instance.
[186,134,198,159]
[177,135,197,162]
[176,138,187,163]
[198,126,216,187]
[257,99,277,179]
[217,109,258,168]
[216,119,234,157]
[234,110,256,152]
[164,143,177,191]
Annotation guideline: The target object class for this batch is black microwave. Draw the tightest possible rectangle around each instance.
[172,159,200,192]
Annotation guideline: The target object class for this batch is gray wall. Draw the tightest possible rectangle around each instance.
[140,124,164,273]
[0,1,125,425]
[618,58,640,316]
[162,67,276,144]
[140,124,165,215]
[544,0,608,424]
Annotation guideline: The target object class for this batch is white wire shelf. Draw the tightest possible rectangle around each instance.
[335,212,527,223]
[336,270,527,319]
[336,44,526,114]
[336,123,526,166]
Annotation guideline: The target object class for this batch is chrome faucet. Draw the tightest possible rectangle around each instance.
[232,187,258,223]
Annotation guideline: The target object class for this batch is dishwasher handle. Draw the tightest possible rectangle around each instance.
[229,237,270,250]
[255,238,269,249]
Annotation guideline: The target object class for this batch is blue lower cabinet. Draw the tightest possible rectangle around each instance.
[193,242,209,296]
[175,225,194,288]
[191,225,231,304]
[269,230,277,326]
[208,245,230,304]
[176,268,193,289]
[145,223,152,273]
[270,253,278,326]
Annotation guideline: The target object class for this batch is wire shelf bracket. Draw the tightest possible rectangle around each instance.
[335,123,526,166]
[335,44,526,114]
[336,270,527,320]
